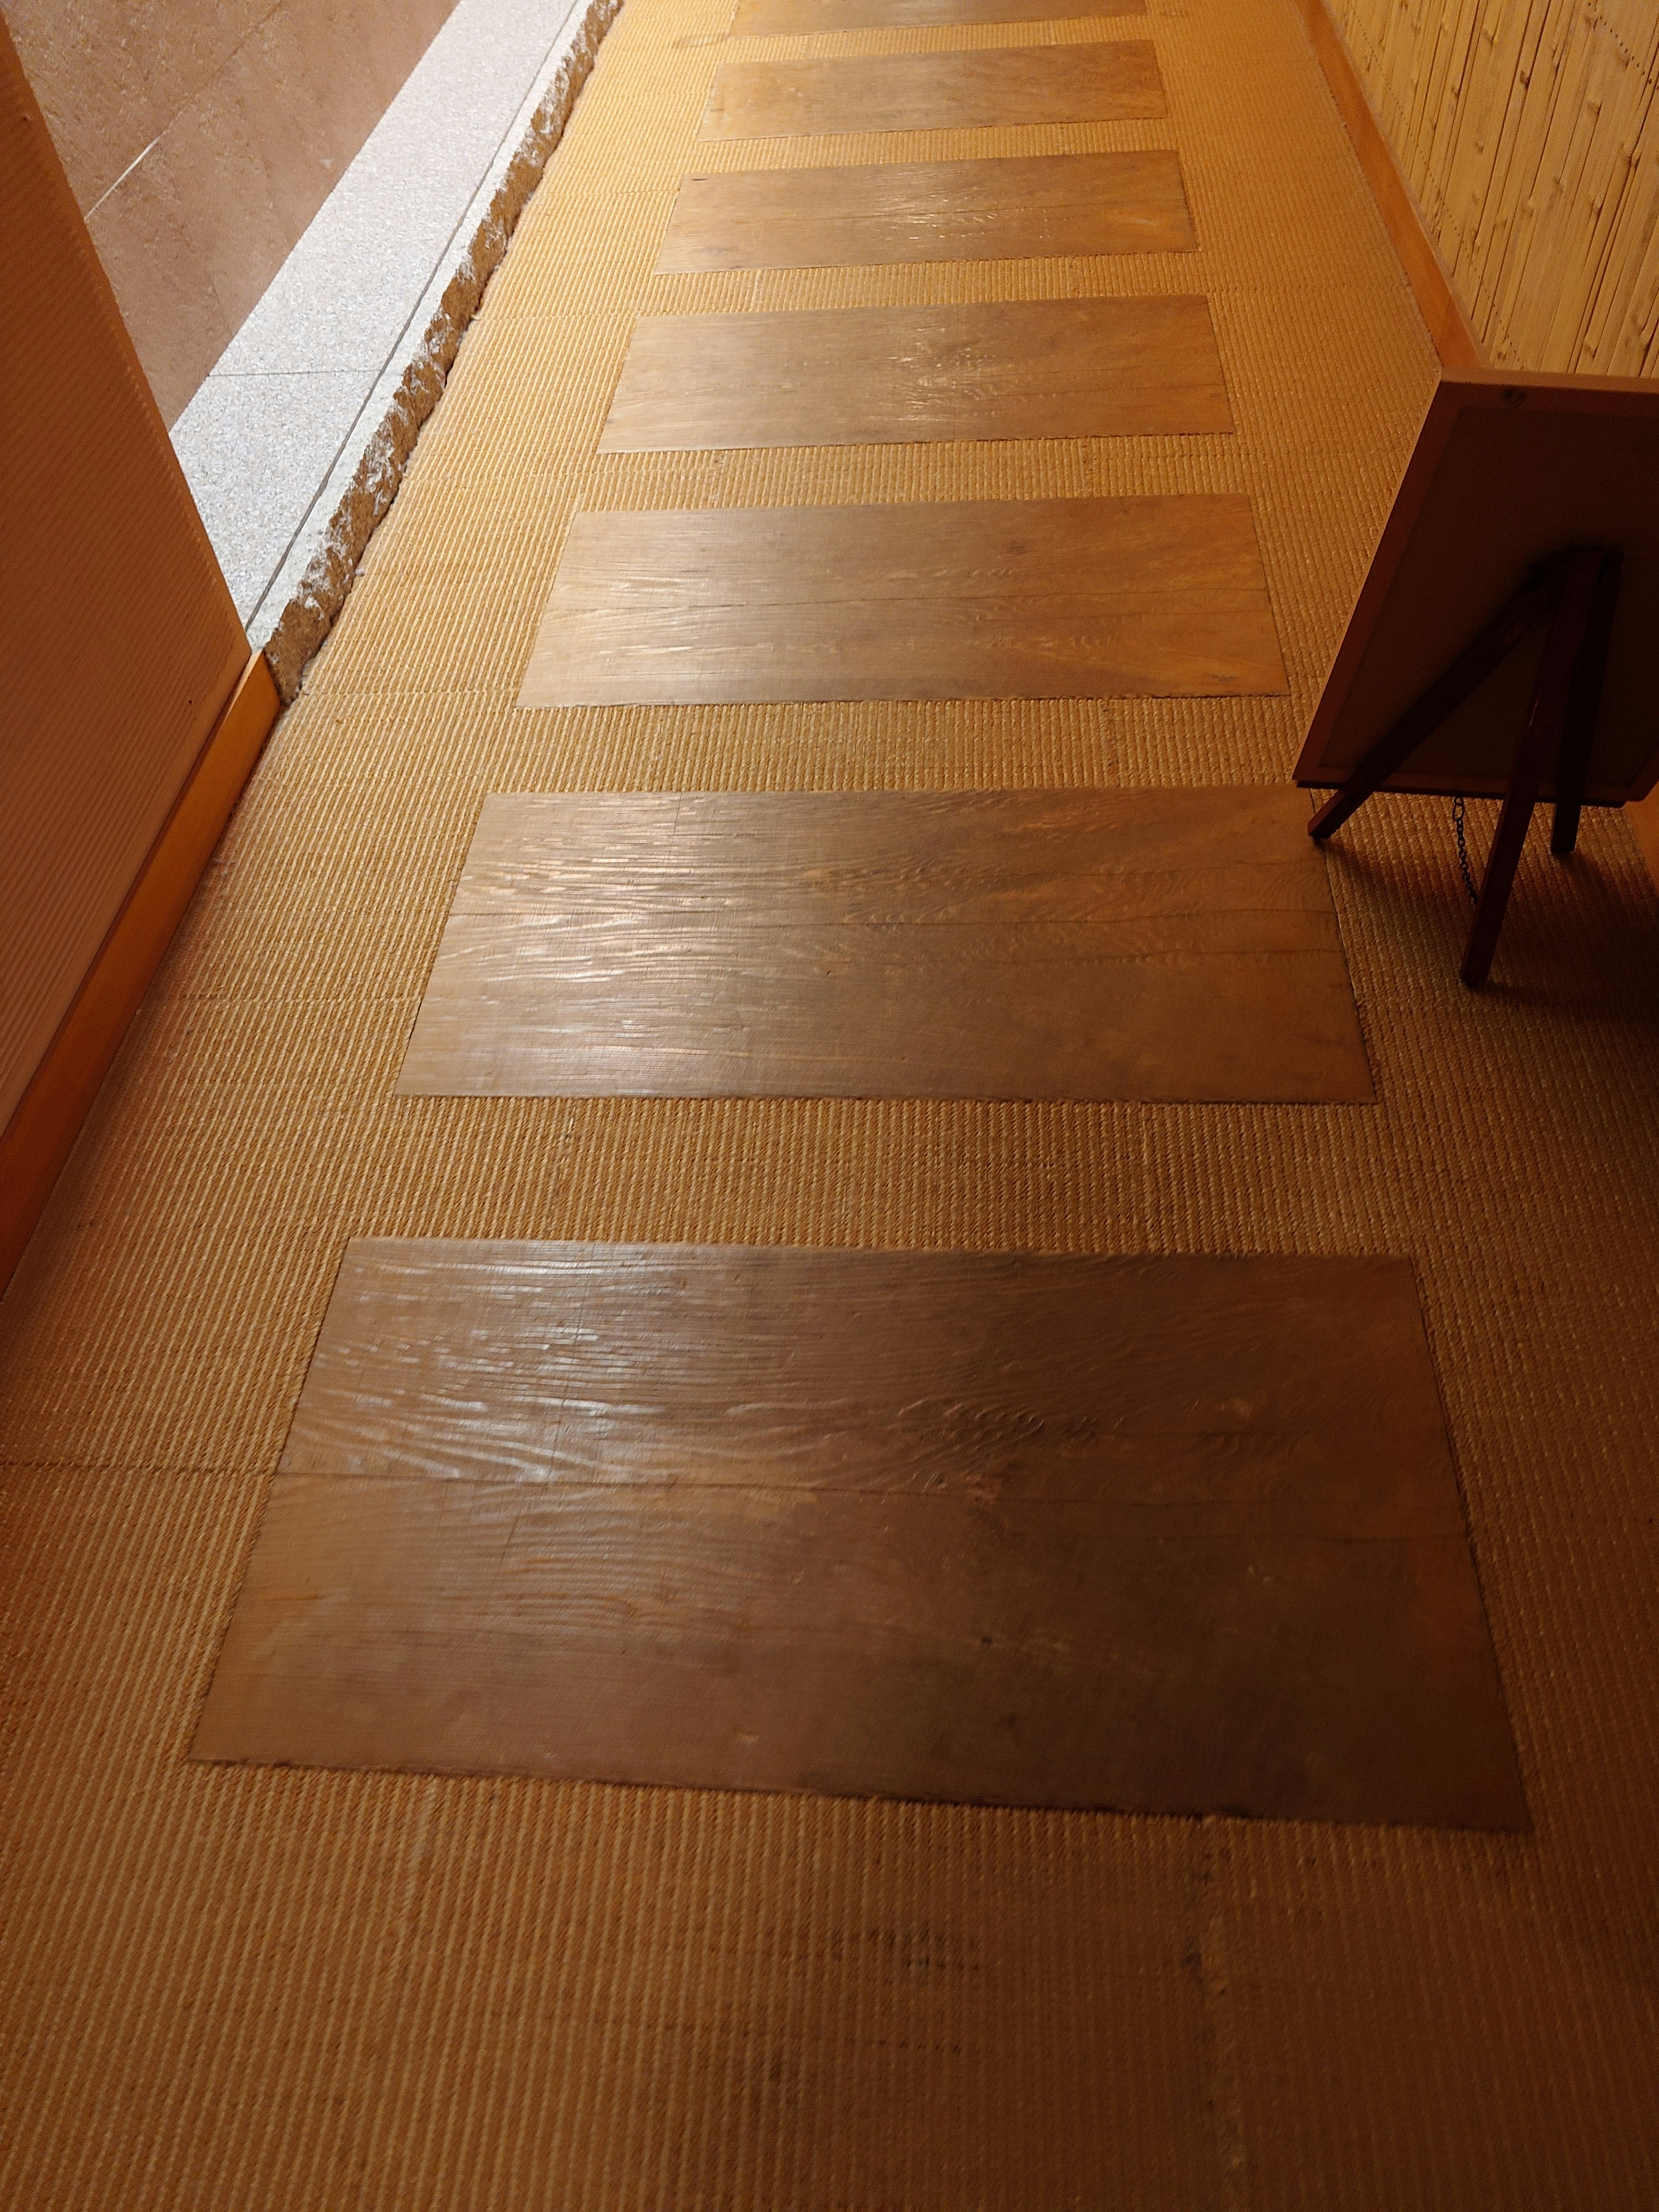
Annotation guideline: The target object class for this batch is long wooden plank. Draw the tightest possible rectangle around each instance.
[598,298,1232,451]
[519,496,1287,706]
[396,790,1370,1102]
[194,1240,1526,1832]
[655,151,1196,272]
[444,786,1324,915]
[734,0,1145,29]
[699,44,1166,138]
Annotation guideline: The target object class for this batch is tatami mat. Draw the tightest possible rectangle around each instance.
[3,0,1659,2204]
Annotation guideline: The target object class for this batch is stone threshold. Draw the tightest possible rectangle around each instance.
[170,0,621,702]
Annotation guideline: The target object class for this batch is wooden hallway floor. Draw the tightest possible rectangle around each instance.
[3,0,1659,2205]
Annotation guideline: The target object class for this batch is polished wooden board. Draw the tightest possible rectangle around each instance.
[396,790,1370,1102]
[599,297,1231,451]
[699,43,1166,139]
[655,152,1196,273]
[194,1241,1526,1832]
[519,497,1287,706]
[1296,372,1659,802]
[734,0,1145,29]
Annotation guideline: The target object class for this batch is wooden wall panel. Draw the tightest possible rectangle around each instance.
[0,20,249,1138]
[1325,0,1659,377]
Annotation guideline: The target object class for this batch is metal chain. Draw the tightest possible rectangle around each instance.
[1451,794,1480,903]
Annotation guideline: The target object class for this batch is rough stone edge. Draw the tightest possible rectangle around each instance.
[258,0,622,704]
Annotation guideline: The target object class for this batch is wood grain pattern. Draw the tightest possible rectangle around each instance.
[194,1240,1526,1831]
[396,790,1370,1102]
[520,496,1287,705]
[655,151,1197,273]
[1324,0,1659,377]
[598,298,1231,451]
[699,43,1166,139]
[734,0,1144,29]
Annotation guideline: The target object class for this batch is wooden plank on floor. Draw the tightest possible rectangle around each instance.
[655,151,1197,271]
[193,1240,1526,1833]
[733,0,1145,29]
[518,496,1287,706]
[699,44,1166,138]
[395,789,1370,1102]
[599,297,1232,450]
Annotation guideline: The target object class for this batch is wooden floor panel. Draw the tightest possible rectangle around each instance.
[396,790,1369,1102]
[655,151,1197,271]
[732,0,1145,30]
[194,1241,1525,1833]
[519,496,1287,705]
[700,43,1166,138]
[599,297,1231,450]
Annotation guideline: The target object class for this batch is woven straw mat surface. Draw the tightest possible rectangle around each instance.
[3,0,1659,2203]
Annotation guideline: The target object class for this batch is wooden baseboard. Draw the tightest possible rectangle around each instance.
[0,650,282,1296]
[1296,0,1484,373]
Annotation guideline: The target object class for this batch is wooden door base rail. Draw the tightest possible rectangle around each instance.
[0,651,281,1296]
[1296,0,1483,373]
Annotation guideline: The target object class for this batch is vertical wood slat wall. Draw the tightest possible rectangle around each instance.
[1328,0,1659,375]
